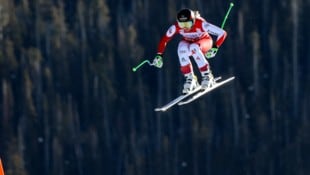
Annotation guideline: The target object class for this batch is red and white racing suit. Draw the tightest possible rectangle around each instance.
[157,17,227,75]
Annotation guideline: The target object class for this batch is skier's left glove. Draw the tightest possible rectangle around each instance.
[205,48,218,59]
[152,54,163,68]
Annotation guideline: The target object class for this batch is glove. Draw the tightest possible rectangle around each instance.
[205,48,218,59]
[152,54,163,68]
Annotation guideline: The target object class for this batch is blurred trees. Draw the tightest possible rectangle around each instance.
[0,0,309,175]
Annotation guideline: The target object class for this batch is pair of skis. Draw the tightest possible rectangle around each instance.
[154,76,235,112]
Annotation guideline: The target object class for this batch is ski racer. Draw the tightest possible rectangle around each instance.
[152,8,227,93]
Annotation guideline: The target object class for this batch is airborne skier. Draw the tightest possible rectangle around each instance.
[152,8,227,93]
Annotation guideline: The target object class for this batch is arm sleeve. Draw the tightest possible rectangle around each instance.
[157,25,177,54]
[202,21,227,47]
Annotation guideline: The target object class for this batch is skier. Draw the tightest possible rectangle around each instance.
[152,8,227,94]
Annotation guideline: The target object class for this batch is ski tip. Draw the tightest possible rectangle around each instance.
[155,107,169,112]
[177,102,185,106]
[154,108,164,112]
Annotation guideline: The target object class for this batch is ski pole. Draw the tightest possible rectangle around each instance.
[206,2,234,59]
[221,2,234,29]
[132,60,154,72]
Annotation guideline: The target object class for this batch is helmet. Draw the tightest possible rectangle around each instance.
[177,8,194,22]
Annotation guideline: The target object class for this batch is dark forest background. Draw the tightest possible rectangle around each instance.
[0,0,309,175]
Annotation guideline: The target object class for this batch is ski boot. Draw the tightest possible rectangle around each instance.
[201,71,215,89]
[182,73,199,94]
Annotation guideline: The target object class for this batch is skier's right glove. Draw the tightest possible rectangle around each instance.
[153,54,163,68]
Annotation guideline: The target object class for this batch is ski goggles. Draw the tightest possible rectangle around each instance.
[178,21,193,29]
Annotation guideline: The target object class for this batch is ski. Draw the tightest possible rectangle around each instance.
[154,86,202,112]
[178,76,235,106]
